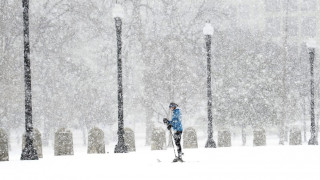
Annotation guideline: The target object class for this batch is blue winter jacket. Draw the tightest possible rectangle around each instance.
[168,108,183,132]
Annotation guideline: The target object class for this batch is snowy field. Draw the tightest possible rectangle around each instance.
[1,131,320,180]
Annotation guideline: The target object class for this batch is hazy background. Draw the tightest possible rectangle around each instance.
[1,0,319,146]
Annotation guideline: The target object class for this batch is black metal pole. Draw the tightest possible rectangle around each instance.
[114,17,127,153]
[21,0,38,160]
[205,34,216,148]
[308,48,318,145]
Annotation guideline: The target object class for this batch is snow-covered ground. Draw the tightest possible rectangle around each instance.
[1,131,319,180]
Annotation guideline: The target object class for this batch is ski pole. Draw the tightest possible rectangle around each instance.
[169,128,177,157]
[163,118,177,158]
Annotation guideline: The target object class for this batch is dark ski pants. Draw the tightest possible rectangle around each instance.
[173,131,183,154]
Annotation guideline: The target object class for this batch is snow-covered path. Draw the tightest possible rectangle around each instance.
[1,145,319,180]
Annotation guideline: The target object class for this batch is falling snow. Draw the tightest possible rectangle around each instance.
[1,0,320,179]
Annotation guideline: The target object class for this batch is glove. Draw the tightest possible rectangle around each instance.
[163,118,169,124]
[167,124,172,130]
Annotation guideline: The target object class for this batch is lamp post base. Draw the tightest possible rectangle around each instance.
[114,143,128,153]
[21,145,38,160]
[308,137,318,145]
[205,138,216,148]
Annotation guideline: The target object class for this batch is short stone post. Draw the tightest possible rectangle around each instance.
[22,128,43,158]
[289,127,302,145]
[183,127,198,149]
[218,130,232,147]
[124,128,136,152]
[88,127,105,154]
[253,128,266,146]
[0,129,9,161]
[54,128,74,156]
[151,128,166,150]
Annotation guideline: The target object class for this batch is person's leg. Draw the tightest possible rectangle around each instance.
[174,131,182,155]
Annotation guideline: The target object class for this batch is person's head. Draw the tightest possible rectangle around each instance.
[169,102,178,110]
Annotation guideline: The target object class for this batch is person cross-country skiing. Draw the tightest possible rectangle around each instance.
[163,102,183,162]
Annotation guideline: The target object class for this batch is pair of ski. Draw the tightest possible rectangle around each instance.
[168,129,184,163]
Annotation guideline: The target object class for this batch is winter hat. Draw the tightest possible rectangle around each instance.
[169,102,178,108]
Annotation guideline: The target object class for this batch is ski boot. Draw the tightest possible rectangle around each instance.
[173,153,184,162]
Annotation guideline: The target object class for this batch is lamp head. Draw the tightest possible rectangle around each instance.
[203,21,214,36]
[306,38,317,49]
[112,4,124,19]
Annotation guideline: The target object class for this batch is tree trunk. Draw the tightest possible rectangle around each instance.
[82,126,87,146]
[145,108,153,145]
[241,124,246,146]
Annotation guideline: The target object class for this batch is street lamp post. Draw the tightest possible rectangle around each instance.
[21,0,38,160]
[306,38,318,145]
[113,3,127,153]
[203,22,216,148]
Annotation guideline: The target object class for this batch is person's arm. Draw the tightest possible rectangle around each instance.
[163,118,172,125]
[163,118,173,130]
